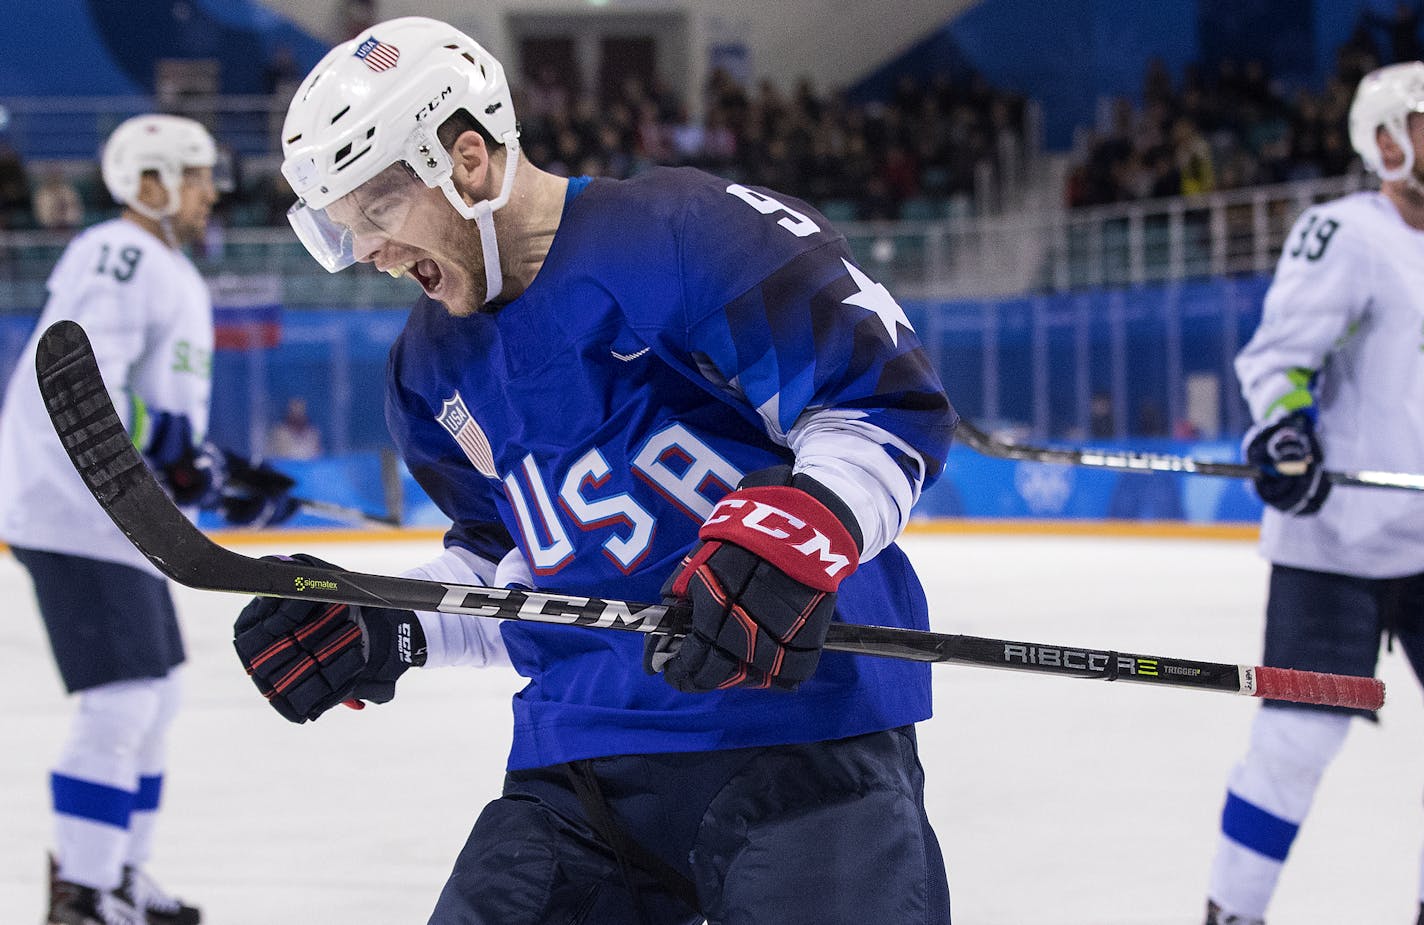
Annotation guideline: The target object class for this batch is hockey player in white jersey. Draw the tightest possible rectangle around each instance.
[1205,62,1424,925]
[0,114,298,925]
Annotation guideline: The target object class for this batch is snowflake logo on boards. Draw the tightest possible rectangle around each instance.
[437,392,498,478]
[1014,461,1074,516]
[353,37,400,72]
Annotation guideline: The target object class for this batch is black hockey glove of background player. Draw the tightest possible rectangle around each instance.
[1245,410,1331,515]
[163,441,299,527]
[232,555,426,723]
[644,465,861,692]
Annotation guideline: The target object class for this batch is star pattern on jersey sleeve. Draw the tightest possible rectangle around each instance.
[840,258,911,346]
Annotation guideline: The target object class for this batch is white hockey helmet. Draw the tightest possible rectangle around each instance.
[280,16,521,299]
[101,114,218,220]
[1348,61,1424,181]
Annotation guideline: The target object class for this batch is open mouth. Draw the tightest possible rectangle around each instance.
[409,258,443,296]
[388,258,444,297]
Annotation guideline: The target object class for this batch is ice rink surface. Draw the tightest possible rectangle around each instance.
[2,531,1420,924]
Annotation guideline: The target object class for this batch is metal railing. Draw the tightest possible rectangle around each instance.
[0,172,1374,453]
[0,95,286,159]
[0,171,1370,311]
[840,171,1368,300]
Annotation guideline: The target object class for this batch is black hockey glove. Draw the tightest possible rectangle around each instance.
[219,452,299,527]
[232,555,426,723]
[160,441,228,508]
[162,442,298,527]
[645,465,861,693]
[1245,410,1331,515]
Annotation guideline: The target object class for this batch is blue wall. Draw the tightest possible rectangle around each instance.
[917,438,1262,523]
[0,271,1278,525]
[207,438,1266,531]
[903,274,1270,442]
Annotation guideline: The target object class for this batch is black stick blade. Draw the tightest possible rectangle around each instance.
[35,320,237,586]
[36,319,148,508]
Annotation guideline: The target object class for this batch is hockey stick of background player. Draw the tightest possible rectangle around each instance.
[292,449,407,528]
[957,419,1424,492]
[34,319,1385,712]
[290,496,401,529]
[288,438,406,529]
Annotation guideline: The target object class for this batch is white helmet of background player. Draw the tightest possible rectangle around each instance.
[101,114,218,221]
[1348,60,1424,182]
[280,16,520,300]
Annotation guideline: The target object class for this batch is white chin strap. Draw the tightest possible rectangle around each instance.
[126,175,182,246]
[126,196,179,244]
[1377,122,1417,183]
[437,134,521,305]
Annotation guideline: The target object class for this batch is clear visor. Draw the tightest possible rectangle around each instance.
[286,163,423,273]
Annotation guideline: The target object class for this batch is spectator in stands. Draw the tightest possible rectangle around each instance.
[1175,118,1216,195]
[0,139,31,229]
[32,167,82,231]
[1090,393,1115,438]
[667,103,707,164]
[1320,126,1357,176]
[882,142,921,205]
[1146,146,1183,199]
[702,109,737,168]
[1388,2,1423,62]
[222,57,1032,228]
[523,65,571,122]
[267,397,322,460]
[633,100,672,162]
[1341,11,1383,77]
[1065,49,1377,209]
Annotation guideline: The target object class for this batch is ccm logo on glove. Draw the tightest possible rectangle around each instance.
[649,468,863,693]
[699,488,857,589]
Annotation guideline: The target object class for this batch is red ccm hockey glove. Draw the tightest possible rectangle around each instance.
[646,466,861,692]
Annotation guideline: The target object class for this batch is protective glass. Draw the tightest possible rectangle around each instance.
[286,163,423,273]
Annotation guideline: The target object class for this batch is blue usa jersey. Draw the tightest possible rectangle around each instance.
[388,167,957,770]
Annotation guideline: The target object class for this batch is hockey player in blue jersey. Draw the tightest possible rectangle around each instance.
[233,17,957,923]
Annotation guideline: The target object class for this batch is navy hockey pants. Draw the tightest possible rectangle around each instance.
[1261,563,1424,719]
[13,546,184,692]
[428,725,951,925]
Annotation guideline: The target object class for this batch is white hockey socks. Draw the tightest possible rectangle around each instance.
[1206,706,1350,920]
[125,673,181,867]
[51,677,173,890]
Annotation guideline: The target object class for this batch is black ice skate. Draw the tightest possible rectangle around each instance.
[116,867,201,925]
[47,856,143,925]
[1205,899,1265,925]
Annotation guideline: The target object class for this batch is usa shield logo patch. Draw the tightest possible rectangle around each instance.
[437,392,497,477]
[353,37,400,72]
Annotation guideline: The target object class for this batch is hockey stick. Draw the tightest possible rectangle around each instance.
[286,442,406,529]
[380,447,406,526]
[34,320,1385,711]
[291,496,401,529]
[957,419,1424,492]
